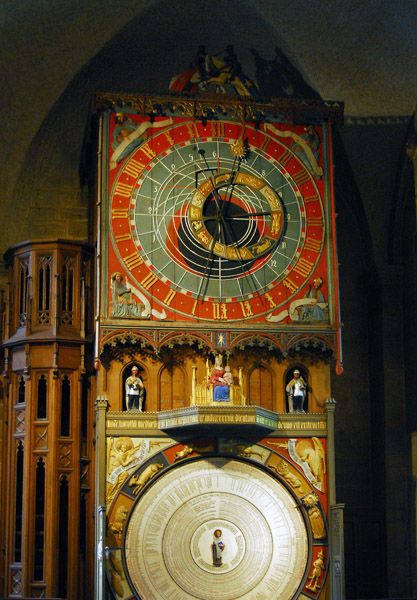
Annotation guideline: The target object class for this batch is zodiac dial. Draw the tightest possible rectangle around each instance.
[109,118,325,322]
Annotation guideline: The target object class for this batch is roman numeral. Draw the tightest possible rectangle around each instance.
[304,193,320,204]
[124,253,143,270]
[114,233,132,243]
[278,149,293,166]
[213,303,228,320]
[164,289,176,306]
[260,137,271,153]
[283,279,299,294]
[304,238,322,253]
[292,169,310,187]
[293,257,314,278]
[186,122,200,140]
[142,272,158,290]
[240,301,253,318]
[307,217,324,227]
[140,144,156,160]
[114,182,134,198]
[123,159,145,179]
[265,293,277,309]
[164,131,174,146]
[111,209,129,219]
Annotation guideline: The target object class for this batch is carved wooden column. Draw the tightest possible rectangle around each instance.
[0,240,94,600]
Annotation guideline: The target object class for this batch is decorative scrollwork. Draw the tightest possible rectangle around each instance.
[93,92,344,125]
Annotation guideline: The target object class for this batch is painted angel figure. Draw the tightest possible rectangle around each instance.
[295,437,326,490]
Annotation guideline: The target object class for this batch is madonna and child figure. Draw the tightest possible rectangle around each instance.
[208,355,231,401]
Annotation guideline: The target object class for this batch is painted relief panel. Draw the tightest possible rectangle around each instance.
[105,435,328,600]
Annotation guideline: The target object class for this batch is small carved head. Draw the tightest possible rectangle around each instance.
[115,437,134,452]
[214,354,223,368]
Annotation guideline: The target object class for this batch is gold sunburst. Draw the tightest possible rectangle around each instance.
[230,137,248,159]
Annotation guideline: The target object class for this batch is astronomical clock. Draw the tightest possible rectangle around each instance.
[97,96,341,335]
[93,90,344,600]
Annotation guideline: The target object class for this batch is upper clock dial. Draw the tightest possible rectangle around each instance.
[109,118,325,322]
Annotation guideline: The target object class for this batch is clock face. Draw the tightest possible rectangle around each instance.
[124,457,309,600]
[108,117,326,322]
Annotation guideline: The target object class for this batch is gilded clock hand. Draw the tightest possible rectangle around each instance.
[204,211,272,224]
[217,213,259,298]
[197,150,223,211]
[222,211,271,219]
[196,218,222,300]
[221,156,241,213]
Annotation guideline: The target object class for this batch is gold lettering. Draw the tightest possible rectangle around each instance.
[304,238,322,253]
[292,168,310,187]
[124,253,143,270]
[164,131,174,146]
[191,300,198,316]
[293,257,314,278]
[260,136,271,153]
[240,301,253,318]
[213,303,228,320]
[142,272,158,290]
[164,289,176,306]
[283,278,299,294]
[139,144,156,160]
[111,209,129,219]
[124,159,145,179]
[186,122,200,140]
[265,293,277,308]
[278,149,293,166]
[217,121,225,137]
[307,216,324,227]
[114,182,134,198]
[304,193,320,204]
[114,233,132,243]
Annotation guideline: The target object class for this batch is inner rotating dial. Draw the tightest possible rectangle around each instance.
[188,172,283,261]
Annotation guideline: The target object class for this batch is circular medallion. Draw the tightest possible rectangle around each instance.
[124,458,309,600]
[189,518,246,574]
